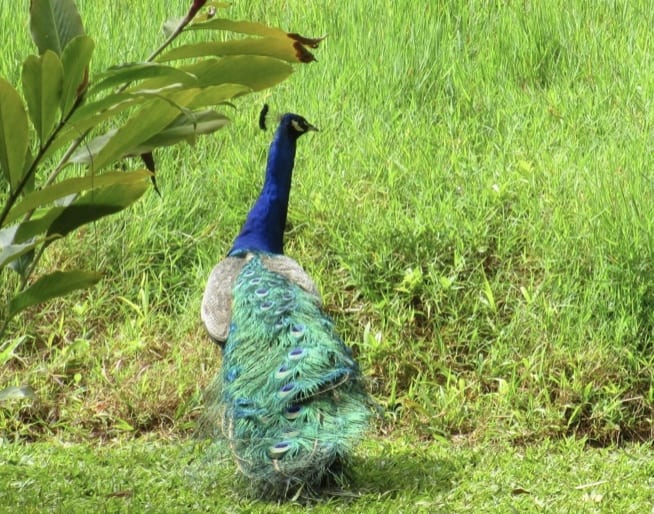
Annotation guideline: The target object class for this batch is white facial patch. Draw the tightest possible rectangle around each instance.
[291,119,305,132]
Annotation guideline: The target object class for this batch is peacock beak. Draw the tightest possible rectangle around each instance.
[306,123,319,132]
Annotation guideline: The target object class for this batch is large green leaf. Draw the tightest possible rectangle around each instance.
[46,85,184,159]
[131,56,292,93]
[123,110,230,155]
[71,89,201,171]
[0,79,29,192]
[13,207,64,244]
[188,18,289,38]
[70,107,233,165]
[90,62,198,94]
[1,170,150,266]
[22,50,64,144]
[8,270,103,319]
[159,38,306,64]
[5,170,153,224]
[46,172,152,239]
[0,237,44,269]
[181,56,293,91]
[186,83,251,109]
[0,223,42,268]
[60,35,94,116]
[186,18,324,63]
[29,0,85,56]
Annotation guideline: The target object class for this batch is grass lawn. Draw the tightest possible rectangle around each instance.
[2,0,654,511]
[2,437,652,513]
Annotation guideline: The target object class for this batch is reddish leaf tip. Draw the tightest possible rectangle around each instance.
[287,33,325,63]
[292,42,316,63]
[287,33,327,49]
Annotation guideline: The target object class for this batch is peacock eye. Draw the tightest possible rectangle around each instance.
[275,364,292,379]
[290,324,305,337]
[268,441,291,458]
[255,287,269,297]
[284,404,302,420]
[288,347,305,359]
[278,383,295,398]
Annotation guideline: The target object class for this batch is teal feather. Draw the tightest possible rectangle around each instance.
[201,111,370,500]
[211,255,369,499]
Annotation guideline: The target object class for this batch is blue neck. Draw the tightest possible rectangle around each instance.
[229,125,298,255]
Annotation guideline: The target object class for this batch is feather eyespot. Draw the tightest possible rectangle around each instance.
[284,404,302,420]
[275,365,292,379]
[278,383,295,398]
[290,324,305,337]
[260,300,273,311]
[288,347,305,360]
[255,287,269,297]
[268,441,291,458]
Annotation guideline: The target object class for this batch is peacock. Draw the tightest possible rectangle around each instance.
[200,108,370,500]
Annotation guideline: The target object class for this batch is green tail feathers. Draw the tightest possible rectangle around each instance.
[206,255,370,499]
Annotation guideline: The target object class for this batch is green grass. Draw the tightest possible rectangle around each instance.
[2,0,654,510]
[1,437,653,512]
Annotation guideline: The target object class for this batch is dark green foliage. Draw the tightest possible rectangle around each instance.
[0,0,322,338]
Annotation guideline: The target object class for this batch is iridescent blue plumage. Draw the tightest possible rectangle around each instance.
[229,113,316,255]
[201,112,370,500]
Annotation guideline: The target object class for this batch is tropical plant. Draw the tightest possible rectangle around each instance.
[0,0,322,340]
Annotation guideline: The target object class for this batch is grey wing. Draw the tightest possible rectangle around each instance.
[201,253,321,343]
[201,257,245,343]
[261,254,321,302]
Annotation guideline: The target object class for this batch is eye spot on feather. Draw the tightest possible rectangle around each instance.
[275,364,292,379]
[268,441,291,458]
[278,383,295,398]
[288,347,305,360]
[282,291,294,301]
[284,404,302,420]
[249,277,262,285]
[243,267,255,277]
[255,287,269,297]
[290,324,305,337]
[260,300,274,311]
[274,319,285,329]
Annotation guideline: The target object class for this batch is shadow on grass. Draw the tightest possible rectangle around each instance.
[186,440,461,507]
[349,449,459,500]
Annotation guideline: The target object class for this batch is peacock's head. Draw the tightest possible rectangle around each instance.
[280,113,318,136]
[259,105,318,137]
